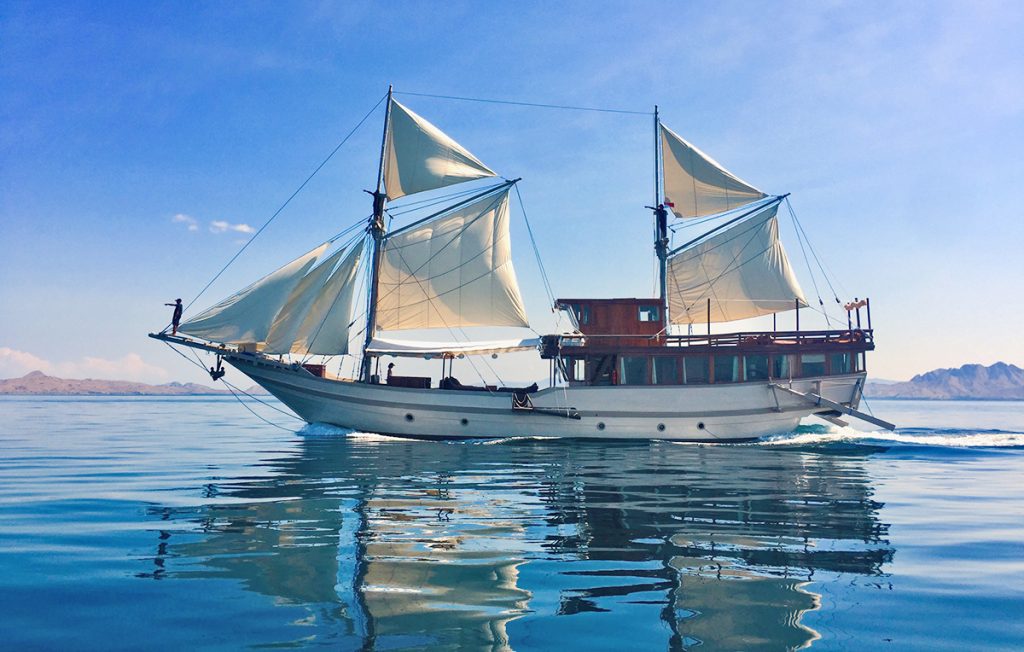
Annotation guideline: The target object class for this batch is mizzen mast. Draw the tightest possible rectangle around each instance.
[652,105,670,332]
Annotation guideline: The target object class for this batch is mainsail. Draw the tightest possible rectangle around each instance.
[374,187,529,331]
[667,202,806,324]
[264,241,364,355]
[660,124,766,219]
[179,243,329,344]
[384,98,497,200]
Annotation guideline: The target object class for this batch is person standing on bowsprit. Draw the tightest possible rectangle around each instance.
[165,299,183,335]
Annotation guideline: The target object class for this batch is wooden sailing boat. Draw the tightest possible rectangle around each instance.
[151,87,894,440]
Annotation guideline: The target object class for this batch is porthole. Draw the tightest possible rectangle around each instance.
[460,418,469,426]
[657,423,666,432]
[597,422,606,430]
[697,422,705,430]
[405,413,414,422]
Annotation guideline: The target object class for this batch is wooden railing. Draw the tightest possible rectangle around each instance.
[557,328,873,350]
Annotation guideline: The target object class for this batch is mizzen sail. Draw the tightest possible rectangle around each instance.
[384,98,497,200]
[375,188,529,331]
[660,124,766,218]
[667,203,806,324]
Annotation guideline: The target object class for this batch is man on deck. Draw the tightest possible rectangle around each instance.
[165,299,183,335]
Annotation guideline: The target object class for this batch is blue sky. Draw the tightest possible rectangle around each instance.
[2,1,1022,384]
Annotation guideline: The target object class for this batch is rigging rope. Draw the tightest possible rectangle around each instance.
[788,202,830,327]
[176,93,388,320]
[395,91,652,116]
[161,341,301,430]
[513,184,556,309]
[785,198,847,301]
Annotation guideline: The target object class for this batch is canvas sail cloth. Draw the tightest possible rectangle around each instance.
[264,241,364,355]
[178,244,329,344]
[384,99,497,200]
[375,188,529,330]
[661,124,767,218]
[667,203,806,324]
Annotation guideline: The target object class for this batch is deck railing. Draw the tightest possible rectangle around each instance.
[558,328,873,349]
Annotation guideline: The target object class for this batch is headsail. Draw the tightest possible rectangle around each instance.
[291,241,364,355]
[178,243,329,344]
[660,124,766,218]
[375,187,529,331]
[264,241,364,354]
[667,203,806,324]
[384,99,497,200]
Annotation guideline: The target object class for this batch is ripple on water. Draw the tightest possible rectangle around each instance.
[0,396,1021,651]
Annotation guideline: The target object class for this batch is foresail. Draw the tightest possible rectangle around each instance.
[660,124,766,218]
[667,203,806,324]
[263,245,349,354]
[292,241,364,355]
[375,188,529,331]
[179,243,329,344]
[384,98,497,200]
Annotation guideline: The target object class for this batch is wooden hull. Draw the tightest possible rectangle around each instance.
[227,355,865,442]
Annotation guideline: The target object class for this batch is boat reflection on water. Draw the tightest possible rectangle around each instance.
[143,433,893,650]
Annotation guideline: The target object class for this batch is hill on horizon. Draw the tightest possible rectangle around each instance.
[0,370,268,396]
[865,362,1024,400]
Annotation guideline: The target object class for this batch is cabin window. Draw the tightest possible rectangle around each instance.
[619,356,649,385]
[683,356,709,384]
[854,352,865,373]
[801,353,826,377]
[714,355,740,383]
[829,352,852,375]
[745,354,770,381]
[772,354,796,379]
[638,305,660,322]
[652,357,679,385]
[568,303,590,325]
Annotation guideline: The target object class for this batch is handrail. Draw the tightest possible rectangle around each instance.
[558,328,873,349]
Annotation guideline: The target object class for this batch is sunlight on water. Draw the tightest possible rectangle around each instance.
[1,396,1022,651]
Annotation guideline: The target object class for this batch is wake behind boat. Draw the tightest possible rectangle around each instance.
[152,87,894,441]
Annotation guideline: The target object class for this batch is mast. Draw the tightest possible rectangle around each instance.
[361,85,393,383]
[653,105,670,331]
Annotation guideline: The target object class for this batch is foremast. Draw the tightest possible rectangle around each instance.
[361,85,393,383]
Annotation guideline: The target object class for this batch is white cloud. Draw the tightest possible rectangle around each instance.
[172,213,199,231]
[0,347,170,383]
[209,220,254,234]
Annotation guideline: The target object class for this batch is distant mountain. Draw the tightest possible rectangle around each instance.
[865,362,1024,400]
[0,371,269,396]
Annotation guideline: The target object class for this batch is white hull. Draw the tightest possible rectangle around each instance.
[227,355,864,442]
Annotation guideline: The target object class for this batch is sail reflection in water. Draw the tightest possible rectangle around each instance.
[143,435,892,650]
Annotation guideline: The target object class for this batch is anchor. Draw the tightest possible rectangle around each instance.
[208,356,226,382]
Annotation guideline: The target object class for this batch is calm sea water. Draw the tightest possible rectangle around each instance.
[1,397,1022,651]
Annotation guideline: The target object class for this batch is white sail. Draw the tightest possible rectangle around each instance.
[667,203,806,324]
[179,243,329,344]
[375,188,529,331]
[661,124,766,218]
[264,245,350,354]
[384,99,496,200]
[292,241,364,355]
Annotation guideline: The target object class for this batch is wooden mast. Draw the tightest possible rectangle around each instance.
[653,105,670,332]
[361,85,393,383]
